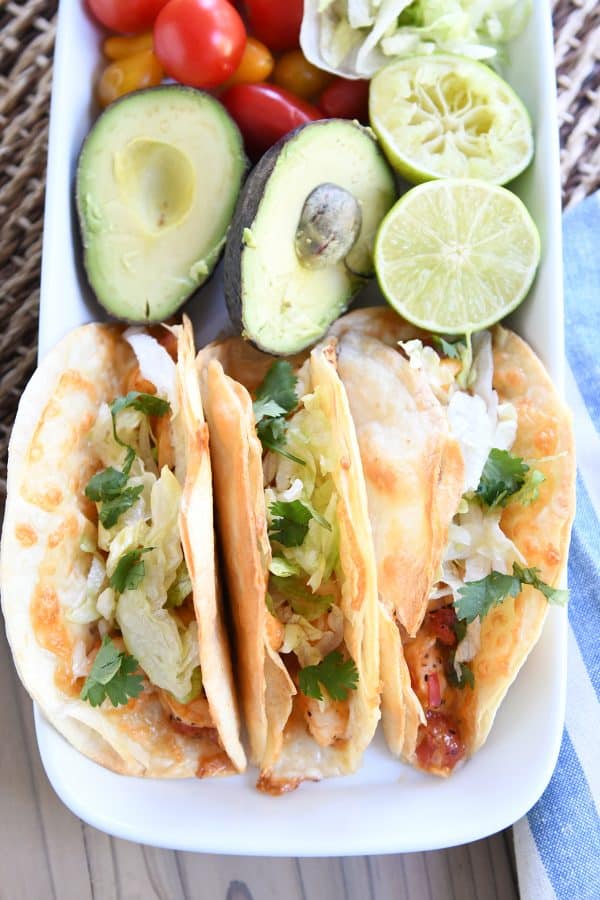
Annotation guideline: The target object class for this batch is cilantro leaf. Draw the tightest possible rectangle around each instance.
[455,571,521,623]
[109,392,170,474]
[432,335,467,359]
[80,636,144,708]
[455,563,569,623]
[269,500,331,548]
[110,391,171,420]
[110,547,154,593]
[298,651,359,701]
[85,392,170,528]
[98,485,144,529]
[447,661,475,690]
[512,563,569,606]
[270,575,333,619]
[475,449,529,508]
[253,362,304,464]
[453,617,467,644]
[256,417,305,465]
[253,361,299,420]
[85,466,128,502]
[269,500,311,546]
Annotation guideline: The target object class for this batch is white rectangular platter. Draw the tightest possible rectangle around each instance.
[35,0,566,855]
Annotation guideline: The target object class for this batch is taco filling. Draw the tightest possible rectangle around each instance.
[256,360,359,750]
[199,338,379,791]
[70,328,216,736]
[400,329,567,774]
[2,319,245,776]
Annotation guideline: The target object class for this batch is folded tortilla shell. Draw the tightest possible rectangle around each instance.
[455,325,575,757]
[334,325,464,758]
[199,337,380,790]
[1,320,245,777]
[331,309,575,768]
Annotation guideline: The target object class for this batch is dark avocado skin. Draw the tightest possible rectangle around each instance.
[77,85,248,324]
[223,131,285,349]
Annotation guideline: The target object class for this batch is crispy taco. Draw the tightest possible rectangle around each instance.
[331,308,575,775]
[198,338,380,792]
[1,318,245,777]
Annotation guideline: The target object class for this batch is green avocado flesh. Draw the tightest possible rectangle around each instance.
[77,86,245,322]
[227,120,396,356]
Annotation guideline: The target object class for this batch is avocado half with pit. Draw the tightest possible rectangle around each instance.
[224,119,396,355]
[77,86,246,322]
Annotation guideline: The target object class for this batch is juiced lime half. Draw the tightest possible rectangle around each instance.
[369,54,534,185]
[374,179,541,334]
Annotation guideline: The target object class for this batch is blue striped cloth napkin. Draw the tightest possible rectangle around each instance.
[513,191,600,899]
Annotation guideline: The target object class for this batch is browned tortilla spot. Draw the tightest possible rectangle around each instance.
[22,486,63,511]
[48,514,79,549]
[15,524,37,547]
[30,585,73,663]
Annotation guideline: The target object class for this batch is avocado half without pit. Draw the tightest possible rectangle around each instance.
[224,119,397,355]
[77,86,246,322]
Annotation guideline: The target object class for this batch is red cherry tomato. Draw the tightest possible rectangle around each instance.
[154,0,246,89]
[244,0,303,52]
[319,78,370,123]
[87,0,170,34]
[220,83,321,159]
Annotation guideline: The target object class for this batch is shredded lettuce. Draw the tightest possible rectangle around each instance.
[280,605,344,668]
[86,380,199,700]
[264,387,340,592]
[262,383,345,671]
[88,402,156,476]
[96,587,116,621]
[165,560,192,608]
[269,556,301,577]
[116,589,200,702]
[143,467,184,607]
[441,500,525,600]
[453,616,480,674]
[399,339,459,402]
[124,329,178,414]
[403,331,517,493]
[66,554,108,625]
[308,0,530,76]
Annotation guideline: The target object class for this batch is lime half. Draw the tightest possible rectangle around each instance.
[374,179,540,334]
[369,55,534,185]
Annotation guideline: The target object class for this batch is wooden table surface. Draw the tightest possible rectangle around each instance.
[0,620,518,900]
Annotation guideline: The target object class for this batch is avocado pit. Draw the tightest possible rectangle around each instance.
[114,138,196,235]
[295,183,362,270]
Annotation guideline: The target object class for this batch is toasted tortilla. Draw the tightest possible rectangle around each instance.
[333,325,464,758]
[457,325,575,755]
[1,319,245,777]
[199,338,380,790]
[331,309,575,770]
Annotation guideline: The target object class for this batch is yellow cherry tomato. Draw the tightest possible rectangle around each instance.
[103,31,154,61]
[97,49,163,108]
[222,37,274,88]
[272,50,332,100]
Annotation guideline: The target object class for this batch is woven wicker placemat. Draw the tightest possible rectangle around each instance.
[0,0,599,500]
